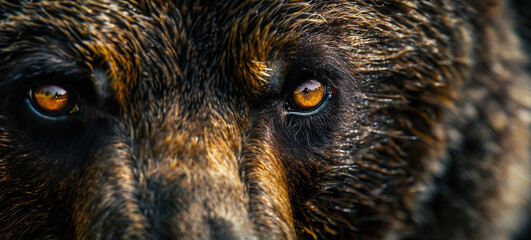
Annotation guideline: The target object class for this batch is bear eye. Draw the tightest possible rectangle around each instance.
[289,79,327,112]
[29,85,78,116]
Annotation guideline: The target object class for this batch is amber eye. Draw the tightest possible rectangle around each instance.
[290,80,326,111]
[30,85,78,115]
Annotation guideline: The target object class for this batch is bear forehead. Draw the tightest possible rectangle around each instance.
[2,1,317,104]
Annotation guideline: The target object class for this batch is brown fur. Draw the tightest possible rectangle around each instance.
[0,0,529,239]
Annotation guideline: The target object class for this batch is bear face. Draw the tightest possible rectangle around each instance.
[0,1,529,239]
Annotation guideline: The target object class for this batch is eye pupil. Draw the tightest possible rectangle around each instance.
[31,85,76,115]
[291,80,326,110]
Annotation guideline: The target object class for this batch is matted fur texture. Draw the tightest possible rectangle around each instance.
[0,0,529,239]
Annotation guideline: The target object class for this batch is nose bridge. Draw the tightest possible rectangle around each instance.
[134,103,254,239]
[150,102,245,169]
[154,166,253,239]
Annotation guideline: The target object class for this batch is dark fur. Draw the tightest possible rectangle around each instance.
[0,0,530,239]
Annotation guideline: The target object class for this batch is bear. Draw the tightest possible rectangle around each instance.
[0,0,529,239]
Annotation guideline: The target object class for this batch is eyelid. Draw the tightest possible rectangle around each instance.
[25,98,73,120]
